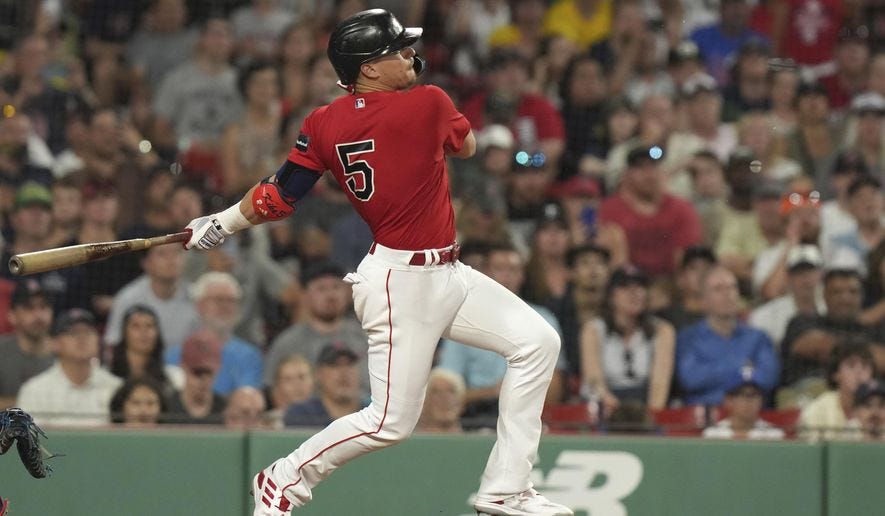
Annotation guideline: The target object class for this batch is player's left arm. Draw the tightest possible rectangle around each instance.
[185,160,322,250]
[446,129,476,159]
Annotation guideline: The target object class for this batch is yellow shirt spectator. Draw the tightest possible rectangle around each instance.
[543,0,612,49]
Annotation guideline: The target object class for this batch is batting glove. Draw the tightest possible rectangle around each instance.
[184,215,231,250]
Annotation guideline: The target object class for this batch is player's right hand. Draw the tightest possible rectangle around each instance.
[184,215,232,250]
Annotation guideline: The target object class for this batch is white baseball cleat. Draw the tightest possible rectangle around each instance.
[474,488,574,516]
[251,459,301,516]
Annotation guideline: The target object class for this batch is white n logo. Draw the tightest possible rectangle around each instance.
[533,451,643,516]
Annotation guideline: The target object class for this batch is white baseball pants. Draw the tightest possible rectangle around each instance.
[274,243,561,506]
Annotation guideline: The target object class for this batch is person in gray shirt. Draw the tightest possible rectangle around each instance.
[264,262,369,396]
[0,280,54,409]
[126,0,199,94]
[151,17,242,151]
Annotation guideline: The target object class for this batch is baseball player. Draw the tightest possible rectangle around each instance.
[184,9,571,516]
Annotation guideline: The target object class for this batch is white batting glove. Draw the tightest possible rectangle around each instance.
[184,215,231,250]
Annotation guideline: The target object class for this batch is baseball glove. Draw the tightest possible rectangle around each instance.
[0,408,58,479]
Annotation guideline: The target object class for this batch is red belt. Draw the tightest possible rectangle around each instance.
[369,243,461,265]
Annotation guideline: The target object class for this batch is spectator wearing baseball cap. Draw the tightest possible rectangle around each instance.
[283,342,368,428]
[549,175,601,245]
[688,1,768,86]
[819,25,873,110]
[847,92,885,173]
[680,73,738,164]
[686,150,729,247]
[0,183,53,282]
[722,40,772,122]
[0,280,55,409]
[851,380,885,440]
[749,245,826,348]
[659,246,717,331]
[264,261,369,398]
[598,144,703,276]
[166,329,226,425]
[702,366,785,440]
[667,40,705,92]
[16,308,123,427]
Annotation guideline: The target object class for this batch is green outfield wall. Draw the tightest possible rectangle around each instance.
[1,429,882,516]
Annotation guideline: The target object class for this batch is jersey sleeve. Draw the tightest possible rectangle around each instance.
[286,109,327,173]
[424,85,471,154]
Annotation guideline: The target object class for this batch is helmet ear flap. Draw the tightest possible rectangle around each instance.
[413,55,426,77]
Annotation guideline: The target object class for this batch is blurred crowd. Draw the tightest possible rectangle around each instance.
[1,0,885,442]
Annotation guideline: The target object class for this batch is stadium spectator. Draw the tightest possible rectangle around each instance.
[109,376,168,427]
[230,0,295,63]
[104,240,200,349]
[166,272,263,396]
[0,114,53,186]
[224,386,268,429]
[283,343,368,428]
[61,180,142,319]
[277,23,316,114]
[109,304,184,396]
[0,280,54,409]
[784,80,840,193]
[686,151,729,246]
[678,72,738,163]
[587,0,647,96]
[844,92,885,174]
[125,0,198,94]
[767,66,799,136]
[119,167,178,239]
[264,262,368,394]
[0,183,54,279]
[689,0,768,85]
[753,178,822,301]
[417,368,467,434]
[265,354,314,427]
[799,340,874,441]
[151,17,242,168]
[721,41,772,122]
[819,151,869,254]
[861,240,885,327]
[439,243,566,423]
[737,111,801,182]
[522,203,572,305]
[749,245,826,348]
[852,380,885,441]
[17,309,122,427]
[702,367,785,440]
[659,246,717,331]
[826,175,885,274]
[558,55,609,178]
[220,60,282,196]
[676,266,779,406]
[620,23,674,109]
[599,144,703,276]
[780,269,885,399]
[580,267,675,412]
[45,176,82,249]
[666,40,706,93]
[820,25,873,111]
[460,49,565,164]
[771,0,844,67]
[543,0,612,50]
[487,0,547,59]
[166,329,226,425]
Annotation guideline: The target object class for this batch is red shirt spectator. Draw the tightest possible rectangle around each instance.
[599,146,703,276]
[775,0,845,66]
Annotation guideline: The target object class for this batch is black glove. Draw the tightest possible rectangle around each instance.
[1,408,58,479]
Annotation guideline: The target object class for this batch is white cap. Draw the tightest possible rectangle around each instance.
[477,124,515,151]
[787,245,823,271]
[851,92,885,114]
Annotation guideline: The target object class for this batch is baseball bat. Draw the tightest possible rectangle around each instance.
[8,231,191,276]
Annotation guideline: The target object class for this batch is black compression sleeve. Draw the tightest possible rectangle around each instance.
[274,160,322,200]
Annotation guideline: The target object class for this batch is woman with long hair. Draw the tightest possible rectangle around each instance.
[579,268,675,416]
[109,376,169,427]
[110,305,183,396]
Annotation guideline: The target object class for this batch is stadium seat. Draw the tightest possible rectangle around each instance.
[649,406,713,437]
[542,403,598,433]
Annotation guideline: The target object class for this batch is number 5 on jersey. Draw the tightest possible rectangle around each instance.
[336,140,375,201]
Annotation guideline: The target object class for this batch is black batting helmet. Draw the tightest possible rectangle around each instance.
[327,9,424,87]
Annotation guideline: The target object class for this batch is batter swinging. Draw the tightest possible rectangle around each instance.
[184,9,572,516]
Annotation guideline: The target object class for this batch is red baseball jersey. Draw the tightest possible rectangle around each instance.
[288,85,471,250]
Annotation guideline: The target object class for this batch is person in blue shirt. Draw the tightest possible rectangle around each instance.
[689,0,769,86]
[166,271,263,395]
[677,265,779,406]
